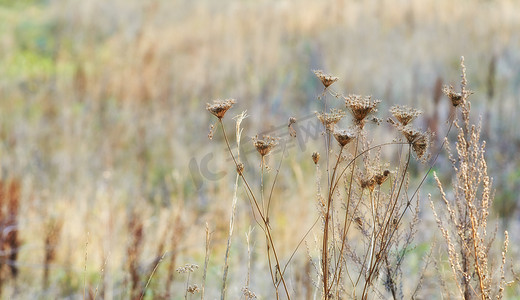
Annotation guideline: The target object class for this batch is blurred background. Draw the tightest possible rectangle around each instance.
[1,0,520,298]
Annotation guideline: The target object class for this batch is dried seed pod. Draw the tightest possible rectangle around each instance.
[313,70,338,88]
[236,162,244,175]
[374,170,390,185]
[312,152,320,164]
[344,94,381,128]
[252,135,278,157]
[442,85,463,107]
[206,99,236,119]
[333,129,355,147]
[390,105,422,126]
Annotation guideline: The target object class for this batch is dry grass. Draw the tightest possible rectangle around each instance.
[0,0,519,298]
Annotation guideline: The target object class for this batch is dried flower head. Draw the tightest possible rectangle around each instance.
[316,109,345,132]
[390,105,422,126]
[333,129,355,147]
[206,99,236,119]
[236,162,244,175]
[242,287,258,299]
[399,126,431,160]
[187,284,200,294]
[360,176,376,191]
[344,95,381,127]
[313,70,338,88]
[176,264,199,273]
[252,135,278,157]
[312,152,320,164]
[374,170,390,185]
[442,85,463,107]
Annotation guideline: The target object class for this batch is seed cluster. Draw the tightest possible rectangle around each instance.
[333,129,355,147]
[344,95,381,127]
[252,135,278,157]
[390,105,422,126]
[313,70,339,88]
[206,99,236,119]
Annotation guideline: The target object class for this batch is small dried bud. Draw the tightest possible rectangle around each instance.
[206,99,236,119]
[237,162,244,175]
[360,177,376,191]
[442,85,463,107]
[187,284,200,294]
[288,117,296,127]
[312,152,320,164]
[355,217,363,229]
[374,170,390,185]
[252,135,278,157]
[313,70,338,88]
[333,129,355,147]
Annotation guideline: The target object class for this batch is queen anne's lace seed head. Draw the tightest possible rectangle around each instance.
[390,105,422,126]
[344,95,381,128]
[313,70,338,88]
[206,99,236,119]
[333,129,355,147]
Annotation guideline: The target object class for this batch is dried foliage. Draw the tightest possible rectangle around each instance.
[430,58,509,300]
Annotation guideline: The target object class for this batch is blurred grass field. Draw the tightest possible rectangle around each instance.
[1,0,520,298]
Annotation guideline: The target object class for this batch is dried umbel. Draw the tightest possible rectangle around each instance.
[374,170,390,185]
[187,284,200,294]
[242,287,258,299]
[399,126,431,159]
[252,135,278,157]
[176,264,199,273]
[333,129,355,147]
[360,176,376,191]
[312,152,320,164]
[442,85,463,107]
[360,170,390,191]
[206,99,236,119]
[390,105,422,126]
[316,109,346,132]
[344,95,381,127]
[313,70,338,88]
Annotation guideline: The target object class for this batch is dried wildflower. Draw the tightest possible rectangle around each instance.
[374,170,390,185]
[206,99,236,119]
[242,287,258,299]
[252,135,278,157]
[312,152,320,164]
[360,176,376,191]
[313,70,338,88]
[344,95,381,127]
[399,126,431,159]
[442,85,463,107]
[333,129,355,147]
[176,264,199,273]
[236,162,244,175]
[390,105,422,126]
[187,284,200,294]
[316,109,345,132]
